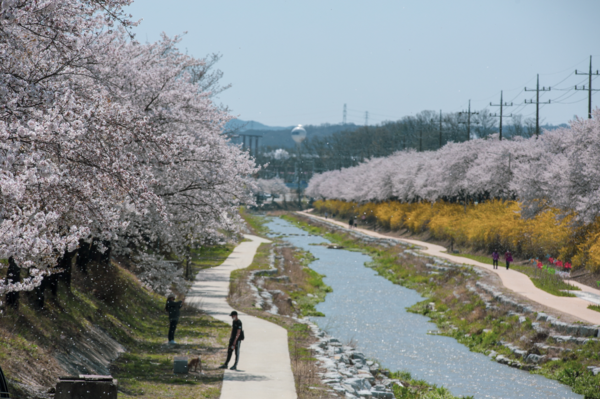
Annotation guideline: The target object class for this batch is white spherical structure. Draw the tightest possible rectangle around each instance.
[291,125,307,144]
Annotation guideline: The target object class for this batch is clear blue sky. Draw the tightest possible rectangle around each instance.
[126,0,600,126]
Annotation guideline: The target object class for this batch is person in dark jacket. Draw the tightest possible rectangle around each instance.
[492,250,499,269]
[219,311,244,370]
[504,251,513,270]
[165,295,183,344]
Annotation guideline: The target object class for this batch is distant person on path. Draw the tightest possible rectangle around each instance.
[504,251,513,270]
[492,250,499,269]
[219,311,244,370]
[349,218,354,229]
[324,211,328,219]
[165,295,183,344]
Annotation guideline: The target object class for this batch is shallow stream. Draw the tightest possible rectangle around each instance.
[266,217,581,399]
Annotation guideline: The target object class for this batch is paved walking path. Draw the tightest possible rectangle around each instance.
[299,211,600,325]
[186,234,297,399]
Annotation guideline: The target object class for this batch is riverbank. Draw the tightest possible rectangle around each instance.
[285,212,600,399]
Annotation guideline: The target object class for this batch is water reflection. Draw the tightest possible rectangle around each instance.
[265,217,581,399]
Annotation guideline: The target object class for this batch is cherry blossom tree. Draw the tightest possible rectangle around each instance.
[0,0,161,295]
[91,33,257,290]
[0,0,257,297]
[307,110,600,226]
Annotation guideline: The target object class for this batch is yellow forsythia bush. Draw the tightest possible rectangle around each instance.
[313,199,596,270]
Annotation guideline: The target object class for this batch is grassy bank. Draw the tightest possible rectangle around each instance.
[287,212,600,399]
[0,257,230,399]
[189,244,236,277]
[454,253,580,297]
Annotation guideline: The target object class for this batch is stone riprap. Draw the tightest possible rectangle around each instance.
[304,322,398,399]
[476,282,600,339]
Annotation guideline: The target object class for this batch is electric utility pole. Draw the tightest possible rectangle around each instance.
[524,74,551,137]
[343,104,347,124]
[438,110,443,148]
[458,100,479,141]
[575,56,600,119]
[490,91,513,140]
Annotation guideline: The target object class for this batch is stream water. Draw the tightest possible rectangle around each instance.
[265,217,582,399]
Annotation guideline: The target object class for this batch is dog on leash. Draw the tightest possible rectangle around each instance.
[188,357,203,374]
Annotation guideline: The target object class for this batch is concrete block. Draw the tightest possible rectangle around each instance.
[55,375,117,399]
[174,356,189,374]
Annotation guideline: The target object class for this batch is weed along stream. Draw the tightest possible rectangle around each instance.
[265,217,582,399]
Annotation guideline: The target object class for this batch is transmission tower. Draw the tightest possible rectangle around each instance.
[575,56,600,119]
[343,104,347,124]
[365,111,369,126]
[524,74,551,137]
[458,100,479,141]
[490,90,513,140]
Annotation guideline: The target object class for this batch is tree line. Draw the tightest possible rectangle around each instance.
[256,110,564,182]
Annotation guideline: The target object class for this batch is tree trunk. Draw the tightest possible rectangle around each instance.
[59,250,76,290]
[77,240,91,275]
[5,257,20,310]
[32,276,49,310]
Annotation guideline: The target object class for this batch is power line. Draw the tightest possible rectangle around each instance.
[538,56,591,76]
[458,100,479,141]
[524,74,552,137]
[574,56,600,118]
[490,90,513,140]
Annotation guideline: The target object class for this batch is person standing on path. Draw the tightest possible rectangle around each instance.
[219,311,244,370]
[492,250,499,269]
[165,295,183,344]
[349,218,354,229]
[504,250,513,270]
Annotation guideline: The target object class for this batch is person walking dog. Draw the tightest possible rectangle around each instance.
[219,311,244,370]
[492,250,499,269]
[504,250,513,270]
[165,295,183,344]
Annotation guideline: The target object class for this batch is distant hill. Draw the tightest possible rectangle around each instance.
[226,120,360,149]
[225,119,294,132]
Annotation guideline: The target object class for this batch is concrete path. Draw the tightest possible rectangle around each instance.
[299,211,600,325]
[186,234,297,399]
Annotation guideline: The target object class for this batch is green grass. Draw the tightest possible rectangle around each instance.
[588,304,600,313]
[453,253,579,297]
[453,253,495,265]
[113,309,229,399]
[0,261,229,398]
[240,206,269,235]
[389,370,473,399]
[190,244,235,276]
